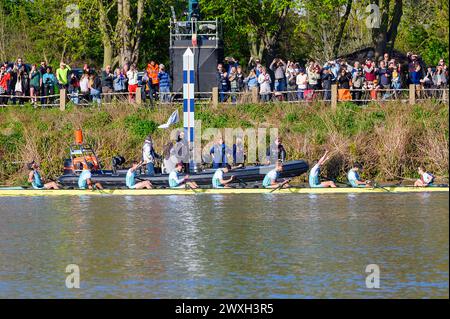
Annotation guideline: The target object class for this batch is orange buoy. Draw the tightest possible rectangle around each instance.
[75,129,83,145]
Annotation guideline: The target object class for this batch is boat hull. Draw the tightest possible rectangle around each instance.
[0,186,448,197]
[57,160,309,187]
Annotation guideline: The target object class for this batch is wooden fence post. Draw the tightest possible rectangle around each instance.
[409,84,416,105]
[212,87,219,108]
[59,88,66,111]
[135,86,142,104]
[331,84,338,109]
[251,87,259,104]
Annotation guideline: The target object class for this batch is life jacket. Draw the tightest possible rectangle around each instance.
[146,64,159,85]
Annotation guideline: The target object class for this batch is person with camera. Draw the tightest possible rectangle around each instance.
[258,66,272,102]
[42,66,57,104]
[351,62,365,104]
[270,58,287,101]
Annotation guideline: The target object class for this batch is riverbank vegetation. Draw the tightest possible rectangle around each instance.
[0,101,448,185]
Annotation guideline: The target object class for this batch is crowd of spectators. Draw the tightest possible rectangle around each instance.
[0,58,171,106]
[0,52,448,106]
[216,53,449,103]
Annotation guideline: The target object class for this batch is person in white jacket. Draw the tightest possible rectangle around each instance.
[258,67,272,102]
[296,68,308,100]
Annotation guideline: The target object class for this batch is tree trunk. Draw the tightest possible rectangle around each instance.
[248,31,264,61]
[386,0,403,53]
[332,0,352,58]
[372,0,403,59]
[98,0,114,68]
[130,0,144,64]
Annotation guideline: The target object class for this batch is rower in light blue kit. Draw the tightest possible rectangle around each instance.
[168,162,199,189]
[308,150,336,188]
[126,161,153,189]
[262,161,290,189]
[212,164,234,188]
[414,166,435,187]
[27,160,59,190]
[347,162,373,188]
[78,161,104,190]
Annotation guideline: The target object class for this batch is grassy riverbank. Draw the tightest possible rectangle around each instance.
[0,101,448,185]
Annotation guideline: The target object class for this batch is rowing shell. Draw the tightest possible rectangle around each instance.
[0,186,448,197]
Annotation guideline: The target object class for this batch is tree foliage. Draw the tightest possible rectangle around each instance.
[0,0,447,68]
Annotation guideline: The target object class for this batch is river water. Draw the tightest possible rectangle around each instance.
[0,193,448,299]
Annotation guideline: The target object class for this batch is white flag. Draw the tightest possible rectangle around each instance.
[158,109,179,129]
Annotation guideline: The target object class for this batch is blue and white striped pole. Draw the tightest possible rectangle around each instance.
[183,48,195,172]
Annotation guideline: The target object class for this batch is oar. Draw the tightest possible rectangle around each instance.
[270,179,291,193]
[235,177,247,187]
[372,181,391,192]
[185,182,199,193]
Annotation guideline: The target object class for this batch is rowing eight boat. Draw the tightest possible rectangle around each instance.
[0,186,448,197]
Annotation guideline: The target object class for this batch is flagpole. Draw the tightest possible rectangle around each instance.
[183,48,196,173]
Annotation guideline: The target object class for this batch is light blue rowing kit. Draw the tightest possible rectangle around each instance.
[126,169,136,189]
[263,169,278,188]
[78,170,92,189]
[421,172,434,186]
[347,169,365,188]
[169,171,184,188]
[309,164,324,188]
[32,170,44,189]
[212,169,225,188]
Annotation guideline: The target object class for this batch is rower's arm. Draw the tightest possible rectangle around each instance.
[28,171,34,183]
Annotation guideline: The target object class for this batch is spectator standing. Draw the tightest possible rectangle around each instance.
[146,61,159,100]
[296,68,308,100]
[56,62,71,90]
[228,66,239,104]
[307,62,321,90]
[0,64,10,105]
[29,64,41,105]
[38,61,47,104]
[364,59,376,85]
[79,71,90,102]
[378,61,392,99]
[258,66,272,102]
[126,64,139,103]
[68,72,80,104]
[101,65,114,103]
[270,58,287,101]
[113,68,126,93]
[337,68,352,101]
[321,66,333,101]
[217,64,229,102]
[42,67,57,104]
[89,71,102,105]
[158,64,171,103]
[15,67,29,105]
[244,69,258,91]
[285,61,298,101]
[351,66,365,104]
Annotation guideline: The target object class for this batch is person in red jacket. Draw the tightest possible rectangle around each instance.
[363,58,377,84]
[0,64,11,105]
